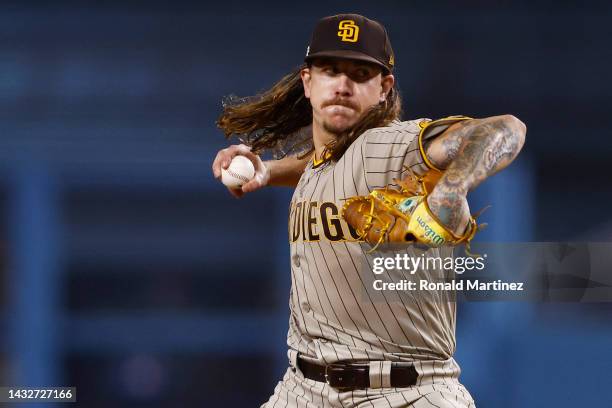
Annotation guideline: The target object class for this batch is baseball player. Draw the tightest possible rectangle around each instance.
[212,14,526,407]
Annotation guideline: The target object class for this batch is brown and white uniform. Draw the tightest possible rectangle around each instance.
[262,117,476,408]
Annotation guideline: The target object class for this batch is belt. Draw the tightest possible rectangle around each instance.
[297,356,418,390]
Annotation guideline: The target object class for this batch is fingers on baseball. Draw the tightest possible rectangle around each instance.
[212,156,222,178]
[213,144,253,178]
[212,152,230,178]
[228,144,251,159]
[241,177,262,193]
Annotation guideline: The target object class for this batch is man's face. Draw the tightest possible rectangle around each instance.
[301,58,395,135]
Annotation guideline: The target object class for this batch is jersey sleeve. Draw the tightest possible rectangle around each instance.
[353,116,471,192]
[407,115,472,174]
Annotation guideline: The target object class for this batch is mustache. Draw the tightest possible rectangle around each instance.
[322,98,359,110]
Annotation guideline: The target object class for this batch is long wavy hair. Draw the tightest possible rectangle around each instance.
[217,64,402,161]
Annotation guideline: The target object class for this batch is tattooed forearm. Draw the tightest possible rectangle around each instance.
[427,190,472,236]
[440,115,526,194]
[426,115,526,234]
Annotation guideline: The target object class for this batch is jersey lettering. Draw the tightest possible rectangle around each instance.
[289,200,358,243]
[320,202,343,242]
[307,202,320,241]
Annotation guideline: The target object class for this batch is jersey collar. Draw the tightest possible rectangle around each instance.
[312,151,332,169]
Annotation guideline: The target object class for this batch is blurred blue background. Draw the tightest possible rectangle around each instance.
[0,1,611,407]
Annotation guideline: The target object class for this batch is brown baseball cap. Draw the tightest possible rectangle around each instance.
[304,14,395,72]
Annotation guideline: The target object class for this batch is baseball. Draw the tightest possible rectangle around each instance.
[221,155,255,189]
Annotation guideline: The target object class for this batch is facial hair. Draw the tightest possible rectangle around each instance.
[320,97,360,136]
[322,120,351,136]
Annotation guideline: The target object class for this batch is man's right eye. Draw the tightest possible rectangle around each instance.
[322,66,338,75]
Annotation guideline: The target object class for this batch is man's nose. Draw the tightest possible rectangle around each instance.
[334,74,353,96]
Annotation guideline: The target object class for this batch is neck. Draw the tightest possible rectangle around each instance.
[311,119,337,161]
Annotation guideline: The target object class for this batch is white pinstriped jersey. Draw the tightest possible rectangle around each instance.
[286,117,469,370]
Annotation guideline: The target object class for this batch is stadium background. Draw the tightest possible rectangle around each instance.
[0,1,611,407]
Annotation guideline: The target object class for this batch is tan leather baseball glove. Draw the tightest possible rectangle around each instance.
[342,170,482,250]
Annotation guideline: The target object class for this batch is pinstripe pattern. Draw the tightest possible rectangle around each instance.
[264,118,475,407]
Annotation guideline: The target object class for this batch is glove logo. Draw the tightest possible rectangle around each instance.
[338,20,359,42]
[397,197,418,214]
[416,216,446,246]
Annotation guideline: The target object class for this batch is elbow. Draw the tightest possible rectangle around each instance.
[500,114,526,151]
[503,114,527,137]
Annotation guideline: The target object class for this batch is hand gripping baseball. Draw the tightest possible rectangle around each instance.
[341,169,484,251]
[212,144,269,198]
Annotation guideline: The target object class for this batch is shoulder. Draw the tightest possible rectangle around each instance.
[338,119,432,192]
[358,119,428,143]
[343,118,430,160]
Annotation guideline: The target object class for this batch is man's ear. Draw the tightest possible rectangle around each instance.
[380,74,395,102]
[301,68,311,99]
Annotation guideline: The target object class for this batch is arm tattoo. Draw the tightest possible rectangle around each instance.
[427,115,526,233]
[428,121,477,169]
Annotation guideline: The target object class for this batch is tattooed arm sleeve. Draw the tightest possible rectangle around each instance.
[424,114,527,233]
